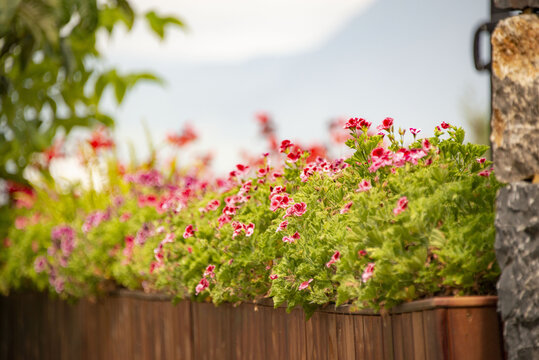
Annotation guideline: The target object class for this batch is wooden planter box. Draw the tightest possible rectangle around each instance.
[0,291,504,360]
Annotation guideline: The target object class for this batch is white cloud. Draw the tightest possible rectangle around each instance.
[98,0,375,63]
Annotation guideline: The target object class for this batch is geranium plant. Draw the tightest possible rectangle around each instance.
[0,116,500,318]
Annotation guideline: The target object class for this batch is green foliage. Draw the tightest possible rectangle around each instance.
[0,0,183,184]
[0,122,502,317]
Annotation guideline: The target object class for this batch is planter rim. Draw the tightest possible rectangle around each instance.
[109,289,497,315]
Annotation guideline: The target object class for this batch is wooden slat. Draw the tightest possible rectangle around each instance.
[447,307,504,360]
[422,309,441,360]
[392,314,404,360]
[336,313,356,359]
[363,316,384,359]
[411,311,426,360]
[381,312,394,360]
[354,314,366,359]
[401,312,415,359]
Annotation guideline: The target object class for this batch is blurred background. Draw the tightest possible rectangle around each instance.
[99,0,491,172]
[0,0,491,183]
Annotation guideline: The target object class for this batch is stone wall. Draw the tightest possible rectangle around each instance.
[491,8,539,360]
[495,183,539,359]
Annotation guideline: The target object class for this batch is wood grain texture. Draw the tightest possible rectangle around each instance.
[0,293,504,360]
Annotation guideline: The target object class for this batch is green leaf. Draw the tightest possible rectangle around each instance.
[145,10,185,40]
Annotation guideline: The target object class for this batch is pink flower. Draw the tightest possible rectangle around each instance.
[162,233,175,244]
[362,263,375,283]
[276,220,288,232]
[123,235,135,260]
[120,213,131,222]
[270,194,291,212]
[195,278,210,295]
[340,202,353,214]
[356,179,372,192]
[409,128,421,136]
[222,205,237,216]
[135,223,153,246]
[283,202,307,219]
[244,223,255,236]
[231,221,244,238]
[298,278,313,290]
[183,225,195,239]
[279,140,293,153]
[368,147,393,173]
[476,158,486,164]
[235,164,250,175]
[478,168,492,177]
[269,274,278,280]
[287,147,303,163]
[205,199,221,212]
[282,232,300,244]
[82,211,109,233]
[15,216,28,229]
[257,167,269,177]
[218,214,232,229]
[326,251,341,268]
[34,256,47,273]
[440,121,450,129]
[378,117,393,131]
[422,139,432,152]
[393,196,408,216]
[343,117,360,130]
[154,245,164,262]
[52,277,64,293]
[204,264,216,278]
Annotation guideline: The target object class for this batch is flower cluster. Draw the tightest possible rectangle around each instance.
[1,116,500,317]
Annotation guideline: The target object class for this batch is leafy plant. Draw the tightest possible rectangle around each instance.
[0,117,501,319]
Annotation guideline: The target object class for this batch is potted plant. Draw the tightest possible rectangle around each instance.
[0,118,504,359]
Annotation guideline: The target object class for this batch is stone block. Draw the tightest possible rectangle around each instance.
[491,14,539,183]
[495,182,539,359]
[494,0,539,9]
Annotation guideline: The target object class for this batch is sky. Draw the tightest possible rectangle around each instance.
[95,0,491,174]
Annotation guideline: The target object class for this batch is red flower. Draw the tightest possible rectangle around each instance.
[298,278,313,290]
[88,127,114,152]
[325,251,341,268]
[356,179,372,193]
[41,139,64,167]
[362,263,375,283]
[340,202,353,214]
[195,277,210,295]
[286,147,303,163]
[283,202,307,219]
[244,223,255,237]
[358,250,367,257]
[343,117,360,130]
[393,196,408,215]
[478,168,492,177]
[476,158,486,164]
[279,140,293,153]
[183,224,195,239]
[270,194,291,212]
[440,121,450,129]
[166,124,197,147]
[276,220,288,232]
[282,232,300,244]
[409,127,421,136]
[204,264,216,278]
[381,117,394,130]
[269,274,278,280]
[205,199,220,212]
